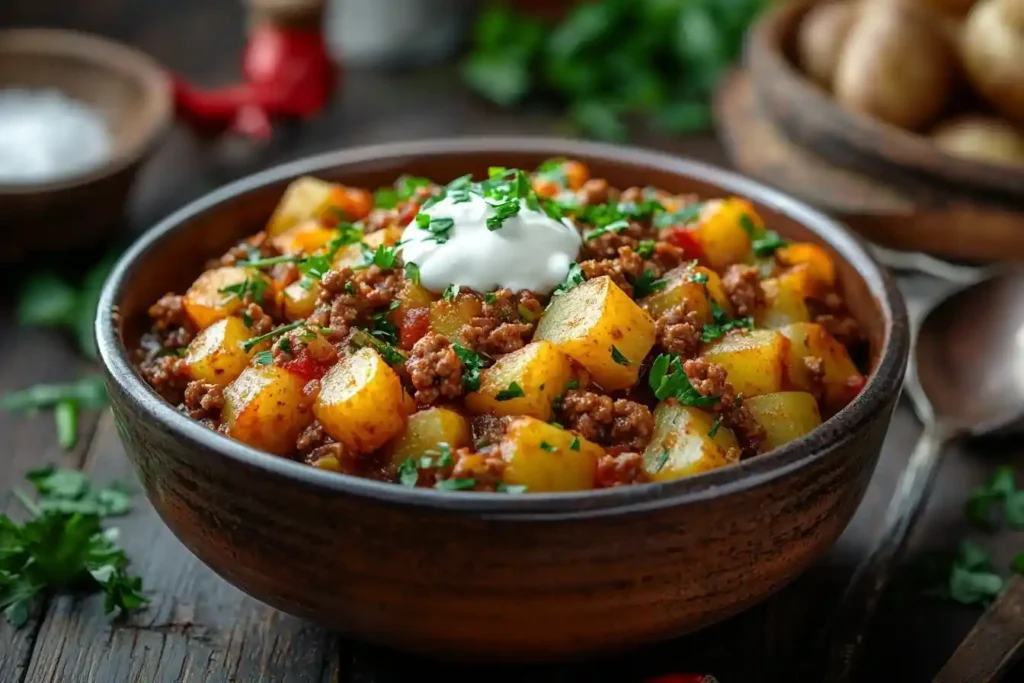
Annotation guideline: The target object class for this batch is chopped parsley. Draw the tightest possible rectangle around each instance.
[404,262,421,285]
[966,466,1024,530]
[397,443,455,488]
[357,243,400,270]
[241,311,254,328]
[700,301,753,343]
[636,240,656,258]
[535,158,568,187]
[688,269,710,285]
[369,309,400,346]
[495,382,525,401]
[397,458,419,487]
[452,344,487,392]
[752,231,790,258]
[553,263,585,296]
[610,346,631,366]
[483,291,498,305]
[486,198,522,231]
[651,448,671,474]
[415,213,456,243]
[242,321,305,353]
[550,379,580,413]
[569,437,581,451]
[585,219,629,241]
[707,416,724,438]
[739,213,759,238]
[539,441,558,453]
[253,350,274,365]
[297,254,333,282]
[375,175,433,209]
[236,254,297,268]
[629,269,666,298]
[442,284,461,302]
[350,329,406,366]
[435,478,477,491]
[654,203,703,229]
[647,354,719,407]
[277,337,293,355]
[219,277,268,304]
[496,483,528,494]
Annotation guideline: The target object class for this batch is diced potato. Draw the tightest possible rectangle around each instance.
[429,293,483,342]
[315,348,409,454]
[183,316,258,385]
[384,407,472,474]
[390,280,437,324]
[745,392,822,451]
[642,403,739,481]
[282,279,320,321]
[756,276,811,329]
[270,220,338,256]
[465,341,574,421]
[267,177,371,236]
[700,329,790,398]
[500,417,602,492]
[776,243,836,291]
[221,365,314,455]
[332,225,402,269]
[535,276,655,391]
[780,322,865,414]
[640,262,731,321]
[693,198,757,269]
[183,266,267,330]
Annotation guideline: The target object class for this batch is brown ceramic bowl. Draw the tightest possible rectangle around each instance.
[96,137,909,661]
[0,28,172,260]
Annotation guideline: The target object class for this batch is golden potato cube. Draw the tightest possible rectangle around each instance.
[384,407,472,474]
[183,316,259,385]
[183,266,267,330]
[640,262,732,321]
[642,402,739,481]
[270,220,338,256]
[693,198,757,269]
[332,225,402,269]
[315,347,409,454]
[429,293,483,342]
[700,329,790,398]
[465,341,574,421]
[282,279,320,321]
[390,280,437,324]
[500,417,602,492]
[780,322,865,414]
[221,364,314,455]
[534,276,655,391]
[776,242,836,290]
[756,276,811,329]
[745,392,822,451]
[267,177,343,236]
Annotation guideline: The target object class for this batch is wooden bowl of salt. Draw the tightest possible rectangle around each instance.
[0,29,172,261]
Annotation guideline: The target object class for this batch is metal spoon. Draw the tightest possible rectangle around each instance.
[820,271,1024,683]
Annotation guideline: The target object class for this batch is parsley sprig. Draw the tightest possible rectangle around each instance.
[0,468,146,627]
[647,354,718,408]
[966,467,1024,530]
[700,301,753,343]
[453,344,488,392]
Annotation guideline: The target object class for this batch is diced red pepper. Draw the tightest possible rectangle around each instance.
[399,307,430,349]
[280,347,329,383]
[662,226,704,261]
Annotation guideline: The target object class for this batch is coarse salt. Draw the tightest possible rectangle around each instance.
[0,88,112,184]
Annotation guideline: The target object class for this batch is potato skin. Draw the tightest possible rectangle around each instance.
[534,276,655,391]
[500,417,602,492]
[833,3,955,129]
[932,116,1024,165]
[221,365,314,455]
[466,341,575,421]
[961,0,1024,122]
[183,316,258,386]
[315,348,410,454]
[183,266,264,331]
[383,407,472,474]
[745,392,822,451]
[797,1,861,88]
[700,329,791,398]
[642,403,739,481]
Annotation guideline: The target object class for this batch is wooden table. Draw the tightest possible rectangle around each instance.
[2,3,1023,681]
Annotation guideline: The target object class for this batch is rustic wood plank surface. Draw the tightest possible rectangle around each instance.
[2,1,1024,682]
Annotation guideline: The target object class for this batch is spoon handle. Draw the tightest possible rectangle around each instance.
[819,421,951,683]
[933,575,1024,683]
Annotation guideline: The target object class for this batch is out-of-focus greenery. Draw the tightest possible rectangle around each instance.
[461,0,770,141]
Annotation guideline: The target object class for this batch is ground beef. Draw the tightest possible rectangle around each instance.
[557,389,654,452]
[575,178,611,206]
[148,294,195,348]
[139,354,190,404]
[243,303,274,336]
[656,306,702,358]
[683,358,766,458]
[721,265,765,317]
[182,381,224,423]
[647,241,686,276]
[580,246,645,297]
[366,208,400,232]
[296,421,354,473]
[596,452,649,488]
[210,231,276,268]
[472,414,511,449]
[310,265,404,338]
[803,355,826,405]
[808,291,863,348]
[406,332,464,406]
[450,448,505,492]
[460,289,542,356]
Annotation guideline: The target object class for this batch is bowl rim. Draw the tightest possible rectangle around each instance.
[0,27,173,195]
[96,136,909,520]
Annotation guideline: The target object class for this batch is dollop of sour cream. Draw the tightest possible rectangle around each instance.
[400,191,582,295]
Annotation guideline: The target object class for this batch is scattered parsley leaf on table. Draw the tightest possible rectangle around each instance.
[965,465,1024,530]
[1,375,108,451]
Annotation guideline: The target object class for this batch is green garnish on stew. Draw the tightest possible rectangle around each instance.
[707,416,724,438]
[610,346,631,366]
[553,263,585,297]
[435,478,476,491]
[404,262,421,285]
[752,231,789,258]
[496,483,528,494]
[585,219,629,241]
[539,441,557,452]
[242,321,305,353]
[629,269,666,298]
[453,344,487,392]
[495,382,525,401]
[357,243,400,270]
[236,254,297,268]
[219,277,268,305]
[700,301,753,343]
[569,437,581,451]
[655,203,703,229]
[652,448,671,474]
[648,354,718,408]
[636,240,656,258]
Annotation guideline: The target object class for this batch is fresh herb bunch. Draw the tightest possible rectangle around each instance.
[461,0,769,141]
[0,467,146,627]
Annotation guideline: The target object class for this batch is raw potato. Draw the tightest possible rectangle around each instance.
[745,392,822,451]
[700,329,791,398]
[798,1,861,87]
[221,365,314,455]
[267,177,371,236]
[270,220,339,255]
[932,116,1024,166]
[780,322,866,414]
[640,262,731,321]
[642,403,739,481]
[534,276,656,390]
[183,266,266,330]
[692,199,756,269]
[315,347,410,454]
[961,0,1024,121]
[429,293,483,341]
[756,276,811,330]
[833,3,955,129]
[500,417,602,492]
[383,407,472,474]
[466,341,575,421]
[183,316,258,386]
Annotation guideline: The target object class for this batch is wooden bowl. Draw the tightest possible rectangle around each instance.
[0,29,172,260]
[95,137,909,661]
[745,0,1024,201]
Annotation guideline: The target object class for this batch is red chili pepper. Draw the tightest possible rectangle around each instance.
[644,675,718,683]
[172,21,336,139]
[662,226,705,262]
